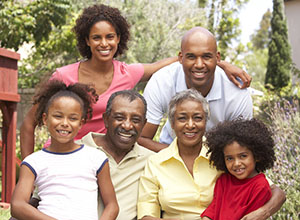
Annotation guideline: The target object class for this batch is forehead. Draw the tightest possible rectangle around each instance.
[49,96,82,111]
[224,141,251,155]
[90,20,116,34]
[181,32,217,54]
[175,99,204,113]
[110,96,145,116]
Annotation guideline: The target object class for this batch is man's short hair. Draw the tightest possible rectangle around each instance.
[106,90,147,117]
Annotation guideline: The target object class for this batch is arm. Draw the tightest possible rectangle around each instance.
[140,56,178,82]
[138,122,168,152]
[217,60,252,89]
[241,184,286,220]
[10,165,56,220]
[20,105,38,159]
[98,162,119,220]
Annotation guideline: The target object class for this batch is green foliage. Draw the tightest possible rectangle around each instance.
[265,0,292,90]
[252,83,300,218]
[0,0,70,51]
[250,9,271,50]
[18,12,80,88]
[199,0,249,60]
[264,100,300,219]
[243,48,268,86]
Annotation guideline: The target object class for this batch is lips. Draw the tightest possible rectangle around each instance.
[184,132,197,138]
[191,70,207,79]
[98,49,111,56]
[57,130,71,136]
[233,168,245,175]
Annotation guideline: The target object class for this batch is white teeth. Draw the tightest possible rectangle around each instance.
[119,132,132,137]
[99,50,110,55]
[193,72,205,76]
[59,130,69,134]
[184,132,195,137]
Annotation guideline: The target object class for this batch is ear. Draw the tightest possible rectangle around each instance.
[216,51,221,63]
[42,113,47,126]
[116,34,121,44]
[79,118,84,129]
[103,113,109,129]
[178,51,183,64]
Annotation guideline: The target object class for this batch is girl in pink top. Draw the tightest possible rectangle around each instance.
[201,118,276,220]
[20,4,177,159]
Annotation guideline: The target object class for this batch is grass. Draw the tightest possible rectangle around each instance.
[0,207,11,219]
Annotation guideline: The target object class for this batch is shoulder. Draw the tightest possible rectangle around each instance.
[82,144,107,158]
[149,61,183,82]
[135,143,156,158]
[55,62,80,74]
[144,62,184,98]
[51,62,80,82]
[147,144,173,164]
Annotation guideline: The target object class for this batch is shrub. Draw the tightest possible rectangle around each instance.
[264,100,300,219]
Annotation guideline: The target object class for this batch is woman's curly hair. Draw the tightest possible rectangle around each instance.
[206,118,276,173]
[73,4,130,59]
[33,80,98,127]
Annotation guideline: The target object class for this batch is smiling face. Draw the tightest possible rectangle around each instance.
[104,95,146,154]
[224,141,258,180]
[171,99,206,150]
[179,29,220,97]
[43,96,83,146]
[86,20,120,63]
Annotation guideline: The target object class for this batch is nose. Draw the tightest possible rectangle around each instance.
[100,38,108,47]
[234,159,241,167]
[61,117,69,127]
[122,119,133,130]
[195,57,204,69]
[186,118,195,129]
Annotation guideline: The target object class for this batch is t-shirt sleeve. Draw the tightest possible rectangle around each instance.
[143,73,168,125]
[137,157,161,218]
[88,147,108,176]
[241,178,272,216]
[127,63,144,87]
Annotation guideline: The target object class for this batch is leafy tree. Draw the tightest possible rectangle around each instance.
[265,0,292,90]
[0,0,70,51]
[16,0,206,88]
[250,9,271,50]
[198,0,249,60]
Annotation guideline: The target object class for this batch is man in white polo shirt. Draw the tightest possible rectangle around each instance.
[138,27,253,152]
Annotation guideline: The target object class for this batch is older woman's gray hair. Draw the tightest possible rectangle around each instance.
[168,89,210,125]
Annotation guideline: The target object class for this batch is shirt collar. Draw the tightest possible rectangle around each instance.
[156,137,210,164]
[80,132,143,161]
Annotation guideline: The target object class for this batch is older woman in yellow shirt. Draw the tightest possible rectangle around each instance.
[137,89,285,220]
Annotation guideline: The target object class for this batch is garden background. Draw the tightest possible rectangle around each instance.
[0,0,299,219]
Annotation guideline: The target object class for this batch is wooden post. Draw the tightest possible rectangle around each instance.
[0,48,20,203]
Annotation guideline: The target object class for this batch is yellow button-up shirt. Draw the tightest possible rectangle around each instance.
[137,138,222,219]
[80,132,154,220]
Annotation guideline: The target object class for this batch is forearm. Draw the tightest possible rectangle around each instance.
[138,137,168,152]
[20,122,35,159]
[262,185,286,217]
[99,203,119,220]
[11,202,56,220]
